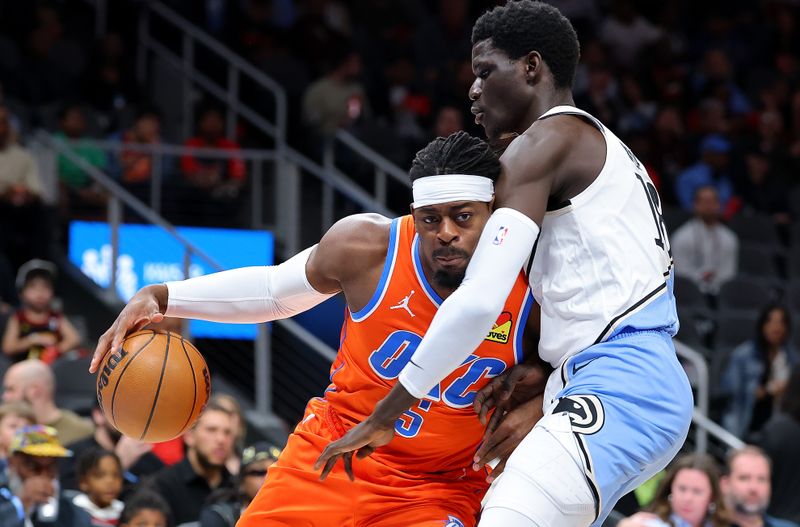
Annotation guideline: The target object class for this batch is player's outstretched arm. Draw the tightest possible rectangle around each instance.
[90,214,390,373]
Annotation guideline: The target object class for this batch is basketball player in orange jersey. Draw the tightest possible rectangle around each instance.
[90,131,543,527]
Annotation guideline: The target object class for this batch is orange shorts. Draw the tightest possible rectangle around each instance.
[237,398,489,527]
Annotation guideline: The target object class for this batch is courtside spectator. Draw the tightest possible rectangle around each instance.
[676,135,737,214]
[60,405,163,491]
[54,104,108,219]
[618,453,730,527]
[0,104,50,268]
[118,490,172,527]
[671,186,738,295]
[721,446,799,527]
[71,447,124,527]
[2,359,93,445]
[758,368,800,523]
[2,260,81,364]
[0,401,35,487]
[3,425,92,526]
[150,401,235,525]
[209,394,246,476]
[721,305,798,439]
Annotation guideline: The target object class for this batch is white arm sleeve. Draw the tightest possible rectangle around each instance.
[398,208,540,398]
[164,246,336,323]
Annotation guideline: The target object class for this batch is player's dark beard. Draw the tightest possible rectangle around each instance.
[196,448,225,471]
[432,247,469,290]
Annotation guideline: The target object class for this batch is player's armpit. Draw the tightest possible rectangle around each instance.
[306,213,392,294]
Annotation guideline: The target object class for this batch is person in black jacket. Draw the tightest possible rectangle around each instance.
[199,442,281,527]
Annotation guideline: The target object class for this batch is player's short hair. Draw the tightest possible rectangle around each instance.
[472,0,579,89]
[408,131,500,184]
[76,446,122,482]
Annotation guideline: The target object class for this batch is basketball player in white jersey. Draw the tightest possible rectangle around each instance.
[315,2,694,526]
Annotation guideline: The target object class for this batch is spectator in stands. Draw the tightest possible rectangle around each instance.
[599,0,663,69]
[1,359,94,445]
[2,260,81,364]
[432,105,464,140]
[83,33,140,126]
[302,45,367,137]
[54,103,108,219]
[618,453,730,527]
[1,425,92,526]
[59,405,163,492]
[177,105,245,225]
[721,304,799,439]
[0,250,15,332]
[210,394,246,476]
[118,489,172,527]
[671,186,739,295]
[118,107,161,188]
[737,148,791,226]
[0,104,50,269]
[720,446,799,527]
[758,367,800,523]
[71,447,124,526]
[150,401,235,525]
[0,401,35,487]
[675,135,737,214]
[199,442,281,527]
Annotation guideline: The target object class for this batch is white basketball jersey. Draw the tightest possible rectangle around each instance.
[529,106,678,367]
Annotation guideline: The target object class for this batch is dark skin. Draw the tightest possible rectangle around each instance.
[314,38,606,477]
[90,198,544,482]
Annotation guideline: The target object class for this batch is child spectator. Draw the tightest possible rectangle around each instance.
[72,447,124,526]
[118,490,172,527]
[2,260,80,364]
[0,401,35,487]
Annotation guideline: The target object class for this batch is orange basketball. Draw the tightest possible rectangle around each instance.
[96,329,211,442]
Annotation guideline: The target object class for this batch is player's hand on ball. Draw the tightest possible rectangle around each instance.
[473,363,547,425]
[314,417,395,481]
[473,394,543,482]
[90,284,168,373]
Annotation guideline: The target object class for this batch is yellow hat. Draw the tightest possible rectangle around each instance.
[10,425,73,458]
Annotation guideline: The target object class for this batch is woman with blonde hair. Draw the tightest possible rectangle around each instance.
[619,453,732,527]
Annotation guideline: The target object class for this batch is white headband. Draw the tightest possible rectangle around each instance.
[411,174,494,208]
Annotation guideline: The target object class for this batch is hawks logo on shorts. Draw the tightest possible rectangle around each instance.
[553,394,605,435]
[485,311,513,344]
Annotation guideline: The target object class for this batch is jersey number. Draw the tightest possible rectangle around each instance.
[368,330,507,438]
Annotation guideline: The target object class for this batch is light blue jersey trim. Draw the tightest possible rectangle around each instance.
[412,234,444,306]
[350,218,401,322]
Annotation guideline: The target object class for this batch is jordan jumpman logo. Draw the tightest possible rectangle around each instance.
[390,290,415,317]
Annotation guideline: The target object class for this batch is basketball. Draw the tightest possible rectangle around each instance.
[96,329,211,442]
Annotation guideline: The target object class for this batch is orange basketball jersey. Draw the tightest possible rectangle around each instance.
[323,215,534,474]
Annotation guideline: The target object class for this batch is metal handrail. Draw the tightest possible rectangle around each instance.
[334,129,410,187]
[692,409,745,450]
[674,340,710,454]
[37,132,223,272]
[140,2,287,145]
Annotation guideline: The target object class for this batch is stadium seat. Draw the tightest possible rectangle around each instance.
[52,357,97,416]
[0,354,11,389]
[738,243,780,279]
[663,206,692,234]
[676,310,712,350]
[714,310,758,351]
[788,281,800,312]
[717,277,777,313]
[673,275,708,310]
[729,213,780,246]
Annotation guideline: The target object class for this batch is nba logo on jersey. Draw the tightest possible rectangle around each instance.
[442,516,465,527]
[492,226,509,245]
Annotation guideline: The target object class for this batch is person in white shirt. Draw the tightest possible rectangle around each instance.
[671,185,739,294]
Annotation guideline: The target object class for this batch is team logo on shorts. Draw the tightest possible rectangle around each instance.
[442,516,465,527]
[493,226,509,245]
[485,311,513,344]
[553,394,605,435]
